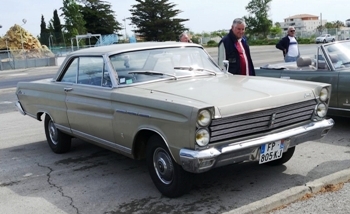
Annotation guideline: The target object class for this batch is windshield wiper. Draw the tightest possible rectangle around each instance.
[128,71,177,80]
[173,66,217,76]
[341,61,350,66]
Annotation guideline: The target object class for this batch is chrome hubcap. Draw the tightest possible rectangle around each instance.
[153,148,173,185]
[48,120,58,145]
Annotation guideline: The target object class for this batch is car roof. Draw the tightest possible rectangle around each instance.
[68,42,202,56]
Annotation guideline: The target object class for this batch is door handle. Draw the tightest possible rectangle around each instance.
[64,87,73,92]
[281,76,290,79]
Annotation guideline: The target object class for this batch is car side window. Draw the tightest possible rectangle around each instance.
[61,58,79,83]
[77,57,105,86]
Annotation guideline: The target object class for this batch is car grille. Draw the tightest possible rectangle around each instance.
[209,99,317,143]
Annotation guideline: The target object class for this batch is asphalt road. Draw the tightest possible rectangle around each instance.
[0,44,349,214]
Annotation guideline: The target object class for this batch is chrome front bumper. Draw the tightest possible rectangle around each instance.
[179,118,334,173]
[15,101,26,115]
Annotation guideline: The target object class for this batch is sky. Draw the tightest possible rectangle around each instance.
[0,0,349,37]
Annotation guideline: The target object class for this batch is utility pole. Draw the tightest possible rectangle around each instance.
[320,13,323,34]
[20,19,27,50]
[122,17,127,42]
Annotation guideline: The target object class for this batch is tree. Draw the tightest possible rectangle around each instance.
[129,0,189,41]
[39,15,49,46]
[269,26,282,38]
[61,0,86,41]
[316,25,326,34]
[333,20,344,29]
[324,22,334,29]
[53,9,63,44]
[243,0,273,38]
[274,22,281,28]
[78,0,121,35]
[325,21,344,29]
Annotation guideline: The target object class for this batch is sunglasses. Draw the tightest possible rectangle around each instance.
[290,30,295,32]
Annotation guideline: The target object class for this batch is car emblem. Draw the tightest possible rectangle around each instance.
[269,113,277,128]
[304,93,311,98]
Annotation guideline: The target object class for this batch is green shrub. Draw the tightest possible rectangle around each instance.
[206,40,218,47]
[247,38,313,46]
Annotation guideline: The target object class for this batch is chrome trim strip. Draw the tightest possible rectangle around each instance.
[71,129,132,154]
[329,107,350,112]
[115,109,151,118]
[180,118,334,173]
[55,124,72,134]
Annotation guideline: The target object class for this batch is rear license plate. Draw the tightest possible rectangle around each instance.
[259,140,284,164]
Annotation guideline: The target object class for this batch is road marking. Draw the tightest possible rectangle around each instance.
[0,101,12,104]
[9,73,27,76]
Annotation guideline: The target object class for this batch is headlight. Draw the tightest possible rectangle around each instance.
[197,109,211,127]
[196,129,210,147]
[316,103,327,117]
[319,87,329,102]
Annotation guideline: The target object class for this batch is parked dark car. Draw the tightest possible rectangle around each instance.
[256,40,350,117]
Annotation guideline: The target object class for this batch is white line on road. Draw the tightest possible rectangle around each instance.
[8,73,27,76]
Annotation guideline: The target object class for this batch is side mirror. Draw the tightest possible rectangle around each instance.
[223,60,229,72]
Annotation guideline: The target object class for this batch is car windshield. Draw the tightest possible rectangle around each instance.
[109,47,222,85]
[320,34,327,37]
[324,42,350,69]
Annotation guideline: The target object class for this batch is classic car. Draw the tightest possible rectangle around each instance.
[256,40,350,118]
[16,42,334,198]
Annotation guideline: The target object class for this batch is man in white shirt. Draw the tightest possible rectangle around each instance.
[276,26,300,62]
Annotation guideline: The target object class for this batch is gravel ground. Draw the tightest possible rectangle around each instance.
[270,182,350,214]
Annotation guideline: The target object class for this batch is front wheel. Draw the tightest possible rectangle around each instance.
[264,147,295,166]
[44,114,71,154]
[323,40,326,43]
[146,135,192,198]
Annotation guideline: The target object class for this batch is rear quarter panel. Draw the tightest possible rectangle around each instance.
[16,80,70,129]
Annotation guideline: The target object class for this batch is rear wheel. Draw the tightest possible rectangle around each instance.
[264,147,295,166]
[44,114,71,154]
[146,135,192,198]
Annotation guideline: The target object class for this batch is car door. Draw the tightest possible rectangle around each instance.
[255,68,283,78]
[337,70,350,110]
[279,69,339,108]
[61,56,115,143]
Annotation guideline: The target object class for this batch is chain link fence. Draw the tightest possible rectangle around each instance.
[0,49,56,71]
[273,28,350,41]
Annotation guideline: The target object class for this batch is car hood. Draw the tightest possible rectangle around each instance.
[133,74,320,117]
[316,37,326,39]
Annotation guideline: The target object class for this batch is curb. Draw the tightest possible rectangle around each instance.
[223,168,350,214]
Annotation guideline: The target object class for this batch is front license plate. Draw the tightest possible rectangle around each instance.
[259,140,284,164]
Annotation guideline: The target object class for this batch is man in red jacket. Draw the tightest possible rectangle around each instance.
[218,18,255,76]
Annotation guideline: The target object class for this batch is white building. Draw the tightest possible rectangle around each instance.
[279,14,327,33]
[346,19,350,27]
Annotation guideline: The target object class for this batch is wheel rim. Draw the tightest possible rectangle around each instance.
[153,147,174,185]
[48,120,58,145]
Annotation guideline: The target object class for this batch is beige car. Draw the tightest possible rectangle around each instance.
[16,42,334,198]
